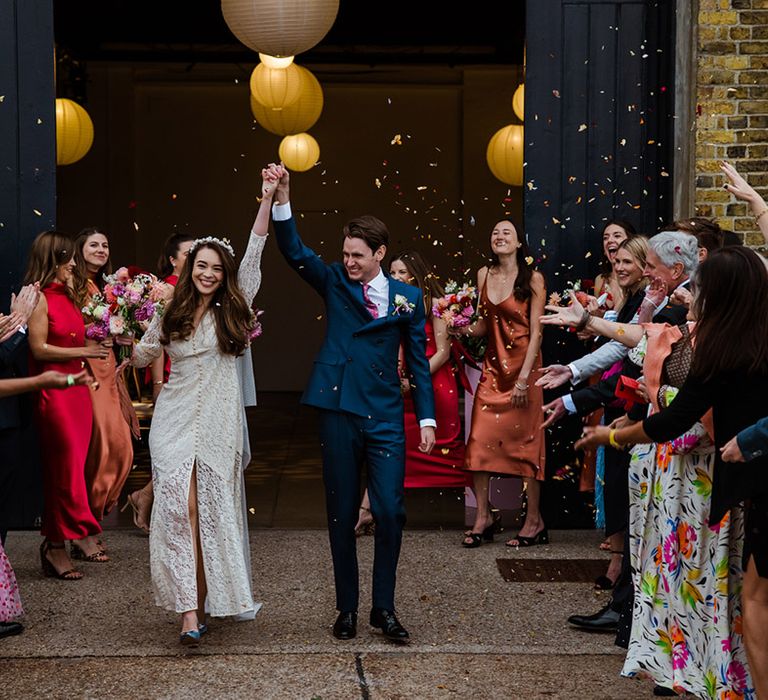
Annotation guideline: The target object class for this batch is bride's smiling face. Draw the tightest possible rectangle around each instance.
[191,246,224,298]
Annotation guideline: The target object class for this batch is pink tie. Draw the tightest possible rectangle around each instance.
[362,283,379,318]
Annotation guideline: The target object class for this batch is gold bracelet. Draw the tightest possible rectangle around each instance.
[153,380,164,385]
[755,207,768,223]
[608,429,623,450]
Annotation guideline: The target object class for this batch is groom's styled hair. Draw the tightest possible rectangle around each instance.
[343,215,389,253]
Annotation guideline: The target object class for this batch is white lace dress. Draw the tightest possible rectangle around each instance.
[132,233,266,616]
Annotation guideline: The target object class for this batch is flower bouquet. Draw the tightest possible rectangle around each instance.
[248,309,264,342]
[432,280,477,329]
[82,267,167,361]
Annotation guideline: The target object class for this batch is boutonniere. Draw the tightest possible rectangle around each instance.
[392,294,416,316]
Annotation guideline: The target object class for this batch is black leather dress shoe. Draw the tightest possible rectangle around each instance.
[0,621,24,639]
[370,608,409,642]
[567,604,620,632]
[332,611,357,640]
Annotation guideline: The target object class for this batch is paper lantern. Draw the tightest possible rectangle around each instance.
[55,98,94,166]
[222,0,339,57]
[251,65,323,135]
[250,62,302,110]
[279,133,320,172]
[259,53,294,69]
[486,125,524,186]
[513,83,524,122]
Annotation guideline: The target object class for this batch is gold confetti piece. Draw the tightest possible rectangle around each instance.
[578,124,587,132]
[33,209,42,216]
[133,222,139,231]
[417,185,427,191]
[552,217,561,224]
[585,251,592,258]
[390,134,402,145]
[374,178,381,189]
[248,507,255,514]
[0,96,4,102]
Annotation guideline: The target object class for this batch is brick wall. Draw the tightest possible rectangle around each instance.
[696,0,768,246]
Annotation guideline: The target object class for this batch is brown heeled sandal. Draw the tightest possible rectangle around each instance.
[70,541,109,562]
[40,541,83,581]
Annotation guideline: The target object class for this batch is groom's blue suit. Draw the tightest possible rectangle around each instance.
[275,214,435,612]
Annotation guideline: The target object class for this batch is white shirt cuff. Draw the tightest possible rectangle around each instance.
[562,394,577,414]
[272,201,292,221]
[419,419,437,428]
[567,363,580,385]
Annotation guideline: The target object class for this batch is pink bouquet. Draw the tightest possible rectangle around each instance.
[248,309,264,342]
[432,280,477,328]
[82,267,166,360]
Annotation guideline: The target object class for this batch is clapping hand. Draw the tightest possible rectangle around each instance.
[670,286,693,309]
[540,294,586,329]
[535,364,573,390]
[643,276,667,309]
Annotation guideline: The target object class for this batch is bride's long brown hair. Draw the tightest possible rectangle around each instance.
[160,241,252,356]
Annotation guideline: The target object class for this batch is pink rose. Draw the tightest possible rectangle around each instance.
[114,267,130,282]
[109,315,126,335]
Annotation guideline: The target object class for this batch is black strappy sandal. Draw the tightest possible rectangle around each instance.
[505,528,549,547]
[40,541,83,581]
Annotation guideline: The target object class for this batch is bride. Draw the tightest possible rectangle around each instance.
[132,169,276,644]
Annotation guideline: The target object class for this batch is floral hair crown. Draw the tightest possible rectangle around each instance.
[189,236,235,258]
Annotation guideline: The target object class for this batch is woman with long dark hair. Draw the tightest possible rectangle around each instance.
[130,170,275,645]
[576,246,768,697]
[25,231,112,580]
[594,219,636,312]
[354,250,470,534]
[71,228,135,542]
[455,219,547,548]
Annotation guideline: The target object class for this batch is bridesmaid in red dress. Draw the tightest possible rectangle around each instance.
[355,251,470,534]
[25,231,112,579]
[124,233,195,532]
[71,228,137,542]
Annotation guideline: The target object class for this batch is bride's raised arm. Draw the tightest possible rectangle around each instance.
[238,166,281,306]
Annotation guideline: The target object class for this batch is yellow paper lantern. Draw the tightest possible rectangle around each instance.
[486,124,524,186]
[55,98,94,166]
[222,0,339,57]
[258,53,294,69]
[279,133,320,172]
[251,65,323,135]
[513,83,524,122]
[250,62,302,111]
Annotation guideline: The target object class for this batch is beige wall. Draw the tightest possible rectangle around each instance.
[57,61,523,390]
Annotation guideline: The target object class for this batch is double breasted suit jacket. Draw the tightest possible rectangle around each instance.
[274,216,435,425]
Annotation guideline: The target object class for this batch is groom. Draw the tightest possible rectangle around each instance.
[270,164,435,642]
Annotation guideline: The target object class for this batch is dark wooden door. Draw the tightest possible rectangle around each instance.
[524,0,676,527]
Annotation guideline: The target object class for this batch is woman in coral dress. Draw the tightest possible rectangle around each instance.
[72,229,136,535]
[458,220,546,548]
[25,231,113,579]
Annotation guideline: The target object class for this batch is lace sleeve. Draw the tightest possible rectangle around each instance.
[238,233,267,306]
[131,313,164,368]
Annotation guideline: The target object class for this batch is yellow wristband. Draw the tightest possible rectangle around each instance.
[608,429,622,449]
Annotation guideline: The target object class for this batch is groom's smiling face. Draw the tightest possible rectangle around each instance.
[343,236,385,284]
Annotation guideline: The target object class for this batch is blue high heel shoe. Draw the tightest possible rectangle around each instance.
[179,628,201,646]
[198,623,208,636]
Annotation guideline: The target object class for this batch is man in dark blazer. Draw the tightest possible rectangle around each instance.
[270,164,435,642]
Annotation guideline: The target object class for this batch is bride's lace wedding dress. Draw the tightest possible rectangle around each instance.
[132,233,265,616]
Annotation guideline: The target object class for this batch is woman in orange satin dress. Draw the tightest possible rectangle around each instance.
[72,229,136,538]
[26,231,113,578]
[457,220,547,548]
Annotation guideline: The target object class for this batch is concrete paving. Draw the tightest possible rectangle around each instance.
[0,528,664,699]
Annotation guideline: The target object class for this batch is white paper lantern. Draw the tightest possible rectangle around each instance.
[222,0,339,57]
[279,133,320,172]
[486,125,524,186]
[251,65,323,135]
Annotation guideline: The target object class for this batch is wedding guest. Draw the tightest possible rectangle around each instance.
[130,171,274,645]
[576,246,768,698]
[355,251,470,535]
[455,219,546,548]
[124,232,196,533]
[0,366,93,638]
[72,228,136,538]
[0,283,41,546]
[594,219,636,312]
[25,231,112,579]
